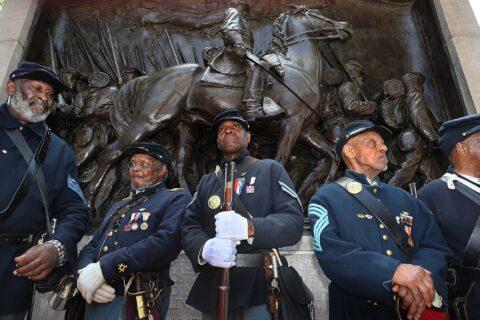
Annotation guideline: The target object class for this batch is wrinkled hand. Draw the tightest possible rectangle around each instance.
[14,243,59,281]
[201,238,237,268]
[233,44,248,59]
[393,264,435,318]
[215,211,248,241]
[393,284,424,320]
[77,262,106,304]
[92,283,116,304]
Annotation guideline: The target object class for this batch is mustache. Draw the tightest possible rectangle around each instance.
[29,98,47,108]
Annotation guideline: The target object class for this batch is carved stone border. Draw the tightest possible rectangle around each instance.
[432,0,480,114]
[0,0,40,102]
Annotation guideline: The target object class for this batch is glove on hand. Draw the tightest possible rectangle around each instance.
[77,262,106,304]
[215,210,248,242]
[201,238,237,268]
[92,283,116,304]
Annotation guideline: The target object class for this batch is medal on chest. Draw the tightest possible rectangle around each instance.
[396,211,414,247]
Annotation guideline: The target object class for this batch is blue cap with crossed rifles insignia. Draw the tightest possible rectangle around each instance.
[124,142,172,165]
[9,61,66,94]
[335,120,392,160]
[212,109,250,132]
[438,114,480,157]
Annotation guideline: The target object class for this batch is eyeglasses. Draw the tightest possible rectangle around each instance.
[128,161,155,170]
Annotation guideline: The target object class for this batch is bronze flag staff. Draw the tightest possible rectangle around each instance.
[216,161,235,320]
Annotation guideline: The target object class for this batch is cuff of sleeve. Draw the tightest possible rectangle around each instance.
[198,244,207,266]
[46,239,68,267]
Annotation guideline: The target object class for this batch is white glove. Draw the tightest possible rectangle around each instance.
[77,262,106,304]
[215,210,249,241]
[92,283,116,304]
[201,238,237,268]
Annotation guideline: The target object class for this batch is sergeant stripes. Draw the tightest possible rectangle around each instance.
[278,181,303,208]
[308,203,329,252]
[68,175,87,203]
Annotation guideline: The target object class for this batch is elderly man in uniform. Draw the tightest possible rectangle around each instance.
[76,142,190,320]
[308,119,451,320]
[0,61,89,319]
[418,115,480,320]
[181,109,304,319]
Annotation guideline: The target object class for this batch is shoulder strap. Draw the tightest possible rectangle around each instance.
[452,181,480,268]
[0,127,51,227]
[335,177,413,258]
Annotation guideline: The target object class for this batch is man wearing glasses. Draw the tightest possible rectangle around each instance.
[76,142,190,320]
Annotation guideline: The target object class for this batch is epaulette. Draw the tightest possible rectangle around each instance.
[169,188,184,192]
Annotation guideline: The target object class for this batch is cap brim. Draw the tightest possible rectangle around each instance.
[124,146,166,163]
[13,70,66,94]
[464,124,480,137]
[349,125,393,142]
[213,117,249,131]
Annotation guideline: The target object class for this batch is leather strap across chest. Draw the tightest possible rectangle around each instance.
[335,177,413,259]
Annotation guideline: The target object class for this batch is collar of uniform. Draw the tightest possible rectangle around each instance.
[132,181,165,197]
[220,149,250,167]
[0,103,45,137]
[344,169,382,187]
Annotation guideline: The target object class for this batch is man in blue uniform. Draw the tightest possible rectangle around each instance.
[0,61,89,319]
[181,109,304,319]
[77,142,190,320]
[308,120,451,320]
[418,114,480,320]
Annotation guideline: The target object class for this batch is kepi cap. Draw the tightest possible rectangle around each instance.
[438,114,480,157]
[212,109,249,132]
[9,61,66,94]
[124,142,172,166]
[336,120,392,160]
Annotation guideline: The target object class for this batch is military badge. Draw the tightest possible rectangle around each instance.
[117,262,128,274]
[396,211,414,247]
[208,195,221,209]
[140,212,151,230]
[346,181,362,194]
[234,178,245,195]
[246,185,255,193]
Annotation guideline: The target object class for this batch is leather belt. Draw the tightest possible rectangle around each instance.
[235,253,264,268]
[0,233,35,245]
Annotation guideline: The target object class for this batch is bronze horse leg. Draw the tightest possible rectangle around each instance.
[275,114,306,165]
[299,125,338,183]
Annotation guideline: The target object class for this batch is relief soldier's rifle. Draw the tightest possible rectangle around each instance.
[216,161,235,320]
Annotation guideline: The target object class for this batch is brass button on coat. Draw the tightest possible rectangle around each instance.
[102,246,109,252]
[386,249,393,256]
[382,235,388,241]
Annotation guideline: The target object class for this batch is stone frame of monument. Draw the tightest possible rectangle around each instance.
[1,0,479,319]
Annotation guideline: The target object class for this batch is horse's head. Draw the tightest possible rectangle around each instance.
[274,6,352,47]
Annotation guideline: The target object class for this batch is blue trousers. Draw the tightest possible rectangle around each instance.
[202,304,272,320]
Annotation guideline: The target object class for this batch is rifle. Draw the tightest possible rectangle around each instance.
[216,161,235,320]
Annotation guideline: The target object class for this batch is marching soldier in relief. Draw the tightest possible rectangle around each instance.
[308,120,451,320]
[76,143,190,320]
[181,109,304,319]
[418,115,480,320]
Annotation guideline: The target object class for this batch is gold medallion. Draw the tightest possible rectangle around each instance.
[208,195,221,209]
[346,181,362,194]
[140,222,149,230]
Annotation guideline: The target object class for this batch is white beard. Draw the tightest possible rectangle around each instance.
[9,90,50,123]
